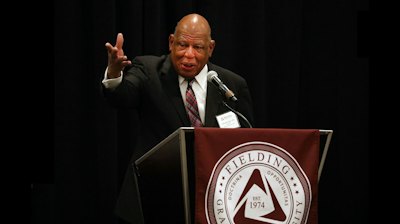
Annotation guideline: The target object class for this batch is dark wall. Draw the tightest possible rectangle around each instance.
[49,0,369,223]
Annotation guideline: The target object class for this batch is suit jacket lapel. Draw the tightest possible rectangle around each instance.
[204,63,223,127]
[160,56,191,127]
[204,83,222,127]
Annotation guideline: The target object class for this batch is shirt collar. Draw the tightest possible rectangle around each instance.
[178,64,208,91]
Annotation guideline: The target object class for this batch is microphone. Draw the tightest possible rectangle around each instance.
[207,70,253,128]
[207,71,238,102]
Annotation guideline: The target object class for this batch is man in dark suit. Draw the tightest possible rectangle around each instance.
[103,13,254,223]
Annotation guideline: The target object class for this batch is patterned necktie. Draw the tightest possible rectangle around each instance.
[185,79,203,127]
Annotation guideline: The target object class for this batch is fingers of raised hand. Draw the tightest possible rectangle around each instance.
[116,33,124,50]
[110,54,131,68]
[116,55,131,65]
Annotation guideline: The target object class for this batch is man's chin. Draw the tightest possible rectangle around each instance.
[178,71,197,79]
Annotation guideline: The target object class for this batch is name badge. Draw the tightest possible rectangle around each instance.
[216,111,241,128]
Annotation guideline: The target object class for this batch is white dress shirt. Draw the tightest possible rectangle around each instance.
[178,65,208,124]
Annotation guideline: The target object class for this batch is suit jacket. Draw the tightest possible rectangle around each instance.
[104,54,254,223]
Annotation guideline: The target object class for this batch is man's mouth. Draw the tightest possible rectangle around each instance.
[181,63,195,70]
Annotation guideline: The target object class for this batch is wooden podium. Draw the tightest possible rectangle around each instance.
[133,127,332,224]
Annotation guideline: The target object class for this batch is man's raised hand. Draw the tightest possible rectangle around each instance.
[105,33,132,78]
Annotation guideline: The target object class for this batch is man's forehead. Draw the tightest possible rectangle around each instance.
[175,33,207,42]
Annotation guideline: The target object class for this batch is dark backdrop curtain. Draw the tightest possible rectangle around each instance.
[50,0,369,223]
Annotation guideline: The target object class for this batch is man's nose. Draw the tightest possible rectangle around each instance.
[184,46,195,58]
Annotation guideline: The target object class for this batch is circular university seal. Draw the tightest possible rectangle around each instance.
[205,141,312,224]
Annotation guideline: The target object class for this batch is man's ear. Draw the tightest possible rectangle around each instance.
[208,40,216,57]
[168,34,174,51]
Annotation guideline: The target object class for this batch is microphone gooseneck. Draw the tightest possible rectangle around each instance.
[207,71,238,102]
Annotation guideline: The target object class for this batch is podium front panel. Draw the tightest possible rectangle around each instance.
[134,127,331,224]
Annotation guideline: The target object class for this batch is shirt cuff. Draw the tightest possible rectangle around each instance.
[102,67,123,90]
